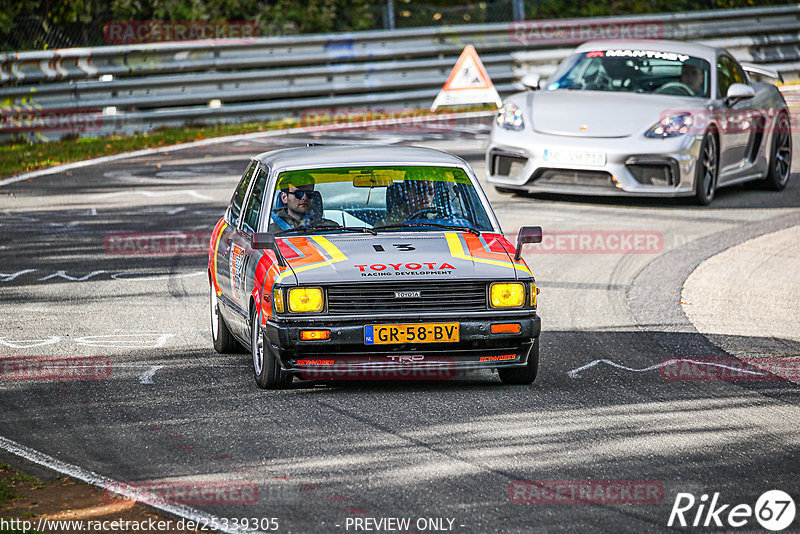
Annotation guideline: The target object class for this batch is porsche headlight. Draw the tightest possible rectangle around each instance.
[288,287,324,313]
[490,282,526,308]
[645,113,693,138]
[496,103,525,131]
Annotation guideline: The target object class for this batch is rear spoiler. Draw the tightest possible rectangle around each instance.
[741,63,784,84]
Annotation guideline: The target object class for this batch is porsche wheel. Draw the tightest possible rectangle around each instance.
[694,131,718,206]
[763,112,792,191]
[252,306,292,389]
[210,285,238,354]
[498,338,539,385]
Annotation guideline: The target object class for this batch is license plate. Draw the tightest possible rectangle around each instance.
[543,149,606,167]
[365,323,459,344]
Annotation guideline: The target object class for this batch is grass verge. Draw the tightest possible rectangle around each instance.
[0,106,493,179]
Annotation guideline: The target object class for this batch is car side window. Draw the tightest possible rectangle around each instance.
[229,161,257,227]
[242,166,269,234]
[717,56,744,98]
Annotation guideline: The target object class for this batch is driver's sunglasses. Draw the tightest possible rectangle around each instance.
[287,190,312,199]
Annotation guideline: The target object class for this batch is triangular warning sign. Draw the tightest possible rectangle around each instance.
[431,45,502,111]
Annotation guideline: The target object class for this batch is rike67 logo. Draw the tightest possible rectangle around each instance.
[668,490,796,531]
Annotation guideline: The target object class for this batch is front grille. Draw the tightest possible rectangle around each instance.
[327,280,487,315]
[532,168,613,186]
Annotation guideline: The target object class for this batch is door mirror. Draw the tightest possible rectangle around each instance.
[520,73,543,91]
[252,232,286,266]
[725,83,755,106]
[514,226,542,261]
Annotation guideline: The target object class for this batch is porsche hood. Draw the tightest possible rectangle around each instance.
[529,90,703,138]
[275,232,530,285]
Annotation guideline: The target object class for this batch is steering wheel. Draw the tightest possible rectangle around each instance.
[654,82,695,96]
[405,207,449,221]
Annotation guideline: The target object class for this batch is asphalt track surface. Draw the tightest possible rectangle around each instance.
[1,119,799,533]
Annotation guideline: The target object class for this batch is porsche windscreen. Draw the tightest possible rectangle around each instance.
[546,49,711,98]
[267,166,494,235]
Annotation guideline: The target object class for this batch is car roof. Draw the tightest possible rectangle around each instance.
[574,39,722,63]
[253,145,469,170]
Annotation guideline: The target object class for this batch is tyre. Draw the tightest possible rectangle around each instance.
[498,338,539,385]
[210,285,238,354]
[251,306,292,389]
[763,112,792,191]
[694,130,718,205]
[495,186,518,195]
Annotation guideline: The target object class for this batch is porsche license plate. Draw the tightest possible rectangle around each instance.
[365,323,459,344]
[543,149,606,167]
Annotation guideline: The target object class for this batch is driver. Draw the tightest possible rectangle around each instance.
[375,180,436,227]
[269,175,337,232]
[680,63,705,96]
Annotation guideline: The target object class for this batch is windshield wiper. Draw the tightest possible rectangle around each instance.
[374,223,480,236]
[274,225,376,236]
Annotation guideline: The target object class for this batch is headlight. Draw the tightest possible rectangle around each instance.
[273,288,285,313]
[496,103,524,131]
[490,282,526,308]
[645,113,693,138]
[288,287,324,313]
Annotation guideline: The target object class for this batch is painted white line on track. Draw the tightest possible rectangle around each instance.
[0,111,495,188]
[138,365,164,384]
[566,358,767,378]
[0,435,265,534]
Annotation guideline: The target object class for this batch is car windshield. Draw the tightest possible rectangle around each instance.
[547,49,711,98]
[266,165,494,235]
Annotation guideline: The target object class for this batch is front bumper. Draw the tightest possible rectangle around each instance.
[264,312,541,378]
[486,125,705,197]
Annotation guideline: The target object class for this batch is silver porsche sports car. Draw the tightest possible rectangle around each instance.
[486,40,792,204]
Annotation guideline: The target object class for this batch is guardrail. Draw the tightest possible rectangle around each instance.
[2,4,799,141]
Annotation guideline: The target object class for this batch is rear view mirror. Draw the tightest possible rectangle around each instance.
[252,232,286,266]
[514,226,542,261]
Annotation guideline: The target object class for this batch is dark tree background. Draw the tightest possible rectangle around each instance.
[0,0,786,51]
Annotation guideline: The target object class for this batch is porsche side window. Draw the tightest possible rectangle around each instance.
[717,56,743,98]
[242,167,269,234]
[229,161,257,227]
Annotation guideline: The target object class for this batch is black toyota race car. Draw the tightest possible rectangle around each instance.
[208,145,542,388]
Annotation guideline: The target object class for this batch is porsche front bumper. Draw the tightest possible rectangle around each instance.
[486,125,706,197]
